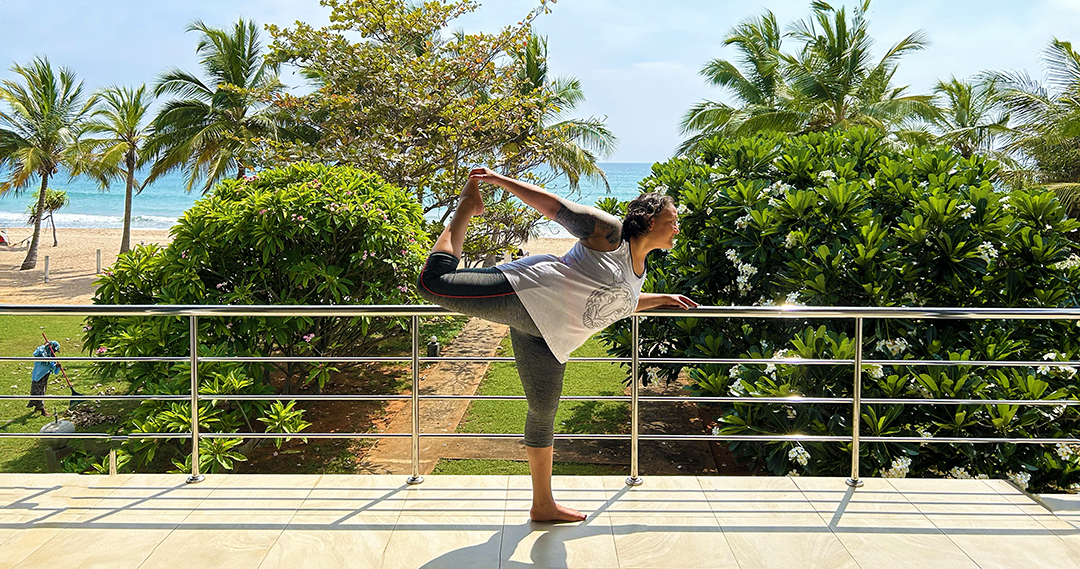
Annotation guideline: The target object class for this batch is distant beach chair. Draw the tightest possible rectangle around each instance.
[0,227,31,250]
[0,227,7,247]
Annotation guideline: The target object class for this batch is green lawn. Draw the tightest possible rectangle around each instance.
[432,458,627,476]
[0,315,136,472]
[457,335,630,437]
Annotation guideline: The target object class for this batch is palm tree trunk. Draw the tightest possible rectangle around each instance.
[120,152,136,254]
[237,163,246,180]
[20,174,49,270]
[50,214,58,247]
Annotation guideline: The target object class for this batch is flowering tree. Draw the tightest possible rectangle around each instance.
[266,0,613,263]
[82,162,428,472]
[602,127,1080,491]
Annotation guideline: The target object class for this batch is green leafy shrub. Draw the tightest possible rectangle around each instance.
[83,162,429,472]
[602,127,1080,491]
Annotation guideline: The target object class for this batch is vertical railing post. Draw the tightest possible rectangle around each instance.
[846,317,864,488]
[407,314,424,485]
[186,315,204,484]
[626,316,643,486]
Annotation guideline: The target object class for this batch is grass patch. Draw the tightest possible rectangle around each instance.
[0,315,137,473]
[457,335,629,436]
[431,458,627,476]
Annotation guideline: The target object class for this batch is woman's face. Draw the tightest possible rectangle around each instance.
[649,204,680,249]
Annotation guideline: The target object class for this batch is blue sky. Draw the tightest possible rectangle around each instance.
[1,0,1078,162]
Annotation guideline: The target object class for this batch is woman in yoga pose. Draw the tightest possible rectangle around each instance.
[418,167,698,522]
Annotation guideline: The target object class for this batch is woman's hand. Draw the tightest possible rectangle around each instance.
[468,167,502,184]
[637,293,700,311]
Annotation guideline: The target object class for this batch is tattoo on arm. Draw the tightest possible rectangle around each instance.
[554,204,596,239]
[554,203,623,244]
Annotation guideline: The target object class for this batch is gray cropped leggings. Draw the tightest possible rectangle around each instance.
[417,252,565,448]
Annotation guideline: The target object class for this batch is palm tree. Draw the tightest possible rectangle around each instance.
[26,188,69,247]
[915,76,1012,160]
[146,18,292,193]
[0,56,96,269]
[506,34,617,190]
[782,0,935,132]
[679,11,801,154]
[995,38,1080,190]
[679,1,934,152]
[76,85,154,254]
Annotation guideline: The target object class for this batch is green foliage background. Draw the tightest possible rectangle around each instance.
[603,128,1080,491]
[80,162,429,473]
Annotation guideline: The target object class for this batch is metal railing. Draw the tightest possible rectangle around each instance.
[3,304,1080,488]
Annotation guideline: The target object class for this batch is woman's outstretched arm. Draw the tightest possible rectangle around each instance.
[469,168,623,252]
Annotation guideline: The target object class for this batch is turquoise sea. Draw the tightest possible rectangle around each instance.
[0,163,655,238]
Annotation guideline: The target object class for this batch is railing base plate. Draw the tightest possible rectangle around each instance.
[406,475,424,485]
[186,474,205,484]
[845,477,864,488]
[625,476,643,487]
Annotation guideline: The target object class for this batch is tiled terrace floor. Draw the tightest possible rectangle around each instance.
[2,473,1080,568]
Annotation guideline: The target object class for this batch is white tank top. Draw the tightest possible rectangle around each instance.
[497,240,646,363]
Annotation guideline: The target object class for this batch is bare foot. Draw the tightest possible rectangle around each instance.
[530,502,586,522]
[460,180,485,217]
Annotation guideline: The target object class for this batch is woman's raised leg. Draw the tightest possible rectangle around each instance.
[432,178,484,259]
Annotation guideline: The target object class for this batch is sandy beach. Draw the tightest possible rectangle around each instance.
[0,227,576,305]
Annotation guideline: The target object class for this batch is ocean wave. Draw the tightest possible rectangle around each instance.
[0,211,177,230]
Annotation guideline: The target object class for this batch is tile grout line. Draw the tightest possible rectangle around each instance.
[800,481,874,569]
[254,475,323,569]
[883,478,987,569]
[133,476,220,569]
[694,475,746,569]
[8,481,117,569]
[982,478,1080,559]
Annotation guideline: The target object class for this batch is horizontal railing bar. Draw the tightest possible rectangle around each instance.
[0,395,189,401]
[0,357,188,363]
[640,357,852,365]
[6,304,1080,320]
[200,395,412,401]
[862,436,1080,444]
[868,359,1080,367]
[201,432,412,439]
[0,433,188,439]
[862,398,1080,406]
[200,356,410,363]
[641,396,853,404]
[7,355,1078,367]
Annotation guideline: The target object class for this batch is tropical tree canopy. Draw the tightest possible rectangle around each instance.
[77,84,155,253]
[267,0,611,263]
[0,56,96,269]
[994,38,1080,210]
[145,18,305,194]
[680,0,934,154]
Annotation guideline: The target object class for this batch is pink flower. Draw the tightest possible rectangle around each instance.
[303,333,315,342]
[181,251,188,259]
[398,285,408,293]
[258,209,267,215]
[95,346,108,355]
[226,322,233,329]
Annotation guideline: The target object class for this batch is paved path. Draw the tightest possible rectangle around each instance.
[357,318,509,475]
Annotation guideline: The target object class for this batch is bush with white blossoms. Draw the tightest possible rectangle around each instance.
[599,127,1080,491]
[881,456,913,478]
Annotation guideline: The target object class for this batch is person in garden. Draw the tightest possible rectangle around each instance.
[418,167,698,522]
[28,341,61,417]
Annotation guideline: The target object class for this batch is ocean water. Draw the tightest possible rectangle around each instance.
[0,163,655,237]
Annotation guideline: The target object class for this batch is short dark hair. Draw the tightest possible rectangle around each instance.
[622,192,675,241]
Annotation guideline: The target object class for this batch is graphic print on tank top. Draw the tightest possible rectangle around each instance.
[581,264,634,328]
